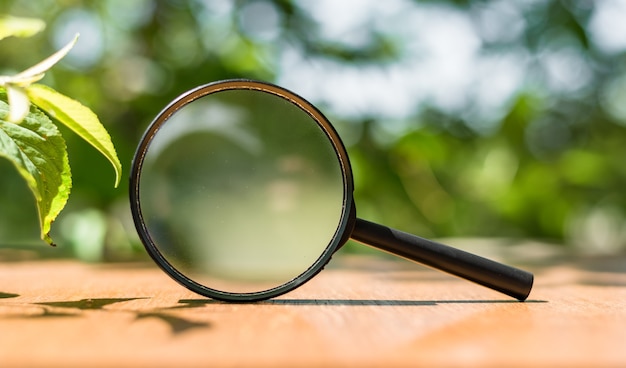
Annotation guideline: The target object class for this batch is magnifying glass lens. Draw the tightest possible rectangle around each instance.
[138,88,346,294]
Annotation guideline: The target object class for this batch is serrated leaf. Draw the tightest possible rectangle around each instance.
[0,15,45,41]
[0,94,71,245]
[0,33,78,125]
[27,84,121,187]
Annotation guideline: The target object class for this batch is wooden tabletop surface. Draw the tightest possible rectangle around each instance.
[1,245,625,368]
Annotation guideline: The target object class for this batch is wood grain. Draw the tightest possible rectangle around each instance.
[1,252,625,367]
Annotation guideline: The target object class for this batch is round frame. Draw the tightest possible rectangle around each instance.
[129,79,355,302]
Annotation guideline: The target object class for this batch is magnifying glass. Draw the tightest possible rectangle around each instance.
[130,79,533,302]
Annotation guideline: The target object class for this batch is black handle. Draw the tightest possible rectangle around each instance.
[350,218,533,301]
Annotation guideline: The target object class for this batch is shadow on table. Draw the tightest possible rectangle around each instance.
[175,298,547,307]
[0,297,211,335]
[36,297,143,310]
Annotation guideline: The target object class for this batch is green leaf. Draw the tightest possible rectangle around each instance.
[0,94,71,245]
[0,15,45,41]
[0,34,79,125]
[27,84,121,187]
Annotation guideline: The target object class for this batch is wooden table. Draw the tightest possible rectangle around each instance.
[1,245,625,367]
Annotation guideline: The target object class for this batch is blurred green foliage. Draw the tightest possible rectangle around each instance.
[1,0,625,260]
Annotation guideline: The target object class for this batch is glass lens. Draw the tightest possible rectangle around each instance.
[137,88,346,294]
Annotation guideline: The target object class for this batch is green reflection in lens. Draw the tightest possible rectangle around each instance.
[139,89,345,293]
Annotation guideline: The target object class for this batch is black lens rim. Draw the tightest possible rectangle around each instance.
[129,79,354,302]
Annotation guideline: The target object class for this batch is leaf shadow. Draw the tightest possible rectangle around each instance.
[35,298,144,310]
[135,312,211,334]
[31,297,212,335]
